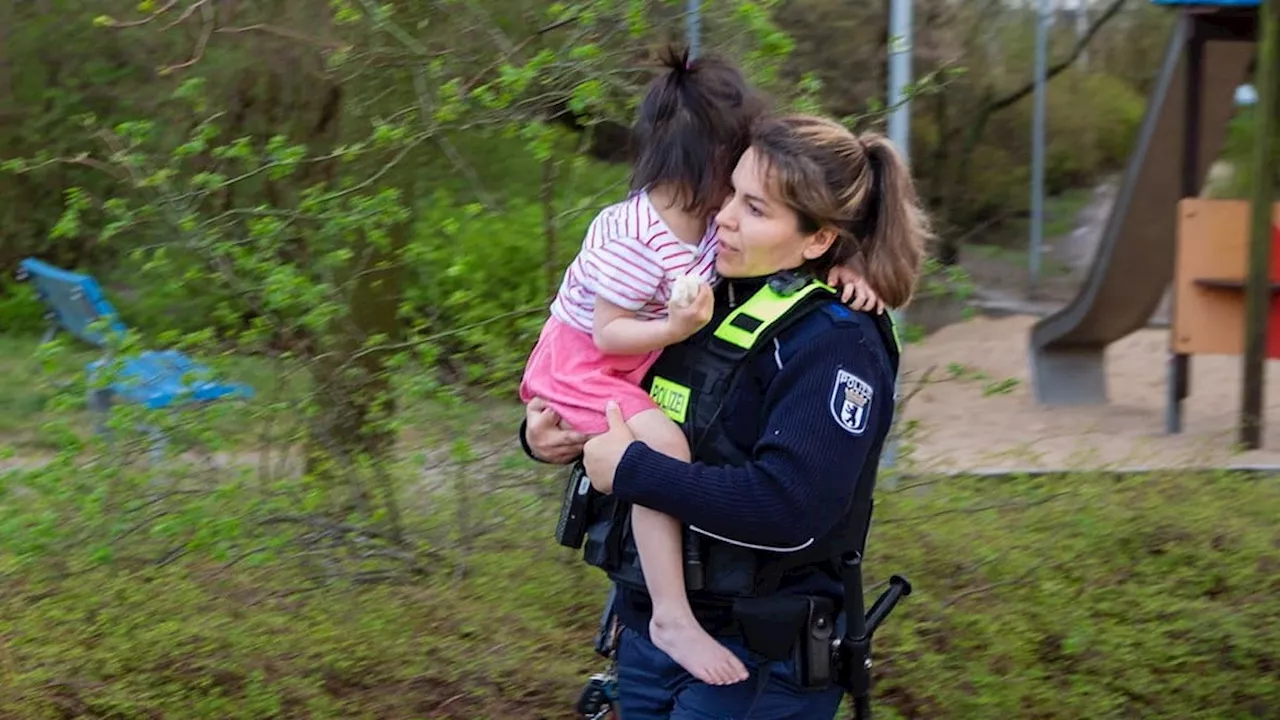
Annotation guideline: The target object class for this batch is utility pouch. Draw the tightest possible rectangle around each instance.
[731,595,810,663]
[796,595,837,690]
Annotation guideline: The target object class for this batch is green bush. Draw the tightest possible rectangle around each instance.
[1042,70,1146,193]
[1212,106,1280,201]
[404,156,628,395]
[405,192,571,392]
[964,142,1031,224]
[0,281,47,334]
[919,68,1147,234]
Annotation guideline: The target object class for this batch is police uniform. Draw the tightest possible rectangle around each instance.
[527,269,900,720]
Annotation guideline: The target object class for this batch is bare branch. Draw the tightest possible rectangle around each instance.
[160,0,209,31]
[460,15,582,94]
[410,67,499,210]
[158,0,214,75]
[986,0,1129,117]
[9,153,130,181]
[101,0,181,28]
[214,24,347,49]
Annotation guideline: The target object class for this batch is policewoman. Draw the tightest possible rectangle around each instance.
[525,114,928,719]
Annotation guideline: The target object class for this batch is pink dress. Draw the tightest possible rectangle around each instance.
[520,192,719,435]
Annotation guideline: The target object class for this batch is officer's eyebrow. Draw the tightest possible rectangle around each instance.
[730,176,773,209]
[729,153,780,213]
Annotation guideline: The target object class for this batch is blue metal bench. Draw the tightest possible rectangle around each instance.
[16,258,254,451]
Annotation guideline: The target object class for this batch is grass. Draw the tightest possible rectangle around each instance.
[0,333,97,450]
[0,463,1276,718]
[869,470,1280,719]
[1041,186,1097,239]
[0,332,306,453]
[0,511,612,719]
[0,332,523,461]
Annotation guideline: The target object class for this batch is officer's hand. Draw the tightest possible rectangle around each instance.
[827,265,885,314]
[583,400,635,494]
[526,397,588,464]
[665,280,714,341]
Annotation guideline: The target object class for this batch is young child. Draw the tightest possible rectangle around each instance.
[521,47,878,686]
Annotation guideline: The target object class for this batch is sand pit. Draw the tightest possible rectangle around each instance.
[899,314,1280,473]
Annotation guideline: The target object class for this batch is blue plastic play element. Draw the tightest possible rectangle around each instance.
[1150,0,1259,6]
[18,257,128,347]
[17,257,254,411]
[85,350,253,409]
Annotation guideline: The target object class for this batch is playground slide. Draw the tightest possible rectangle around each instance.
[1028,20,1255,405]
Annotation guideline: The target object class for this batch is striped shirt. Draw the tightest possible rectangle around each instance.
[550,192,719,334]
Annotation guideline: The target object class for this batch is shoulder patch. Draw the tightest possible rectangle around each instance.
[830,368,873,435]
[774,305,872,367]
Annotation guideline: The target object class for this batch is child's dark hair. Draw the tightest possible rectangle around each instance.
[630,45,767,219]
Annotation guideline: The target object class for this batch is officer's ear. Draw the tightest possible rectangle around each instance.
[802,227,838,260]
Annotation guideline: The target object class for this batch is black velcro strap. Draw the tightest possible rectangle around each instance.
[729,313,764,333]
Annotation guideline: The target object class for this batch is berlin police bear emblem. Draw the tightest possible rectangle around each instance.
[830,369,873,435]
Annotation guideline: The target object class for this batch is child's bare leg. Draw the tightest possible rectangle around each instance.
[626,408,749,686]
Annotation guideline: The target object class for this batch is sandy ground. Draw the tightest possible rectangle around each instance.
[898,172,1280,473]
[899,314,1280,472]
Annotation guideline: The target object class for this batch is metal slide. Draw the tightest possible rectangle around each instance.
[1028,20,1255,405]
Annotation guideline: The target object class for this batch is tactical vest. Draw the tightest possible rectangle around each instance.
[580,274,901,603]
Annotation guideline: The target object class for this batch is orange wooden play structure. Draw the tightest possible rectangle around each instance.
[1173,199,1280,358]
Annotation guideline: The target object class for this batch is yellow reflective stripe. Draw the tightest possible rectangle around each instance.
[712,280,834,350]
[649,376,691,424]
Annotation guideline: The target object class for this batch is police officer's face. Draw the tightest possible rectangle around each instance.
[713,147,835,279]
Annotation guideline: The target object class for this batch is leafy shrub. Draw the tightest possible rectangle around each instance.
[1044,71,1146,193]
[0,281,46,334]
[1212,106,1280,201]
[402,158,628,395]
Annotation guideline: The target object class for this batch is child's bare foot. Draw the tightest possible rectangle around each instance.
[650,614,749,685]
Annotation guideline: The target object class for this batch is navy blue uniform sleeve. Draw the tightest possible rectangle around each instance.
[611,321,892,548]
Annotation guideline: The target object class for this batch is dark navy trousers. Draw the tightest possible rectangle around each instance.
[613,626,844,719]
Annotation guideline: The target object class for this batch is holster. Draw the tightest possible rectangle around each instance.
[731,594,812,663]
[732,593,840,692]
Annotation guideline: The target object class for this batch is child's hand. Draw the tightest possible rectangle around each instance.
[827,266,885,314]
[666,279,713,341]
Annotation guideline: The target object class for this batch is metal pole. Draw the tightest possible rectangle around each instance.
[1076,0,1089,71]
[1169,15,1200,436]
[882,0,912,473]
[687,0,701,60]
[1240,0,1279,449]
[887,0,913,157]
[1030,0,1050,295]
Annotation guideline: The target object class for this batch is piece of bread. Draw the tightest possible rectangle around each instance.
[668,274,701,308]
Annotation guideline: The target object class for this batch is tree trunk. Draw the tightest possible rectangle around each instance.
[307,216,410,514]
